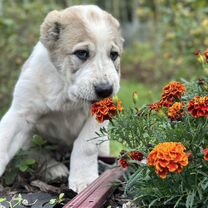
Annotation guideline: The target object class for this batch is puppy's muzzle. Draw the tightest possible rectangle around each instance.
[94,83,113,99]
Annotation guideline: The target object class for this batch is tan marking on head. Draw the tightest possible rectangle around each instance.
[40,5,124,67]
[40,9,90,51]
[88,10,101,22]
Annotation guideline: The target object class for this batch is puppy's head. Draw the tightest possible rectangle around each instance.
[40,5,123,103]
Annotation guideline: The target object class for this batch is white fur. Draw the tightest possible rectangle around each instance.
[0,5,122,193]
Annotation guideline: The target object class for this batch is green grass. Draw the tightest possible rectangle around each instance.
[118,79,161,107]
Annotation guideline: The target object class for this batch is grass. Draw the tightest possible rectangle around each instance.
[118,79,161,107]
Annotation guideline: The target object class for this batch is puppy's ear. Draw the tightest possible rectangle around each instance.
[40,10,62,49]
[106,13,124,52]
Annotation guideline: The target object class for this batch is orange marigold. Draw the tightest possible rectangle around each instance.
[204,51,208,59]
[149,102,162,111]
[91,98,123,123]
[188,96,208,118]
[150,82,186,111]
[203,148,208,161]
[148,142,188,179]
[162,82,186,104]
[168,102,185,121]
[160,97,175,108]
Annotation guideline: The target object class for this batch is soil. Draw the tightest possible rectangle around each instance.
[0,159,116,208]
[104,186,137,208]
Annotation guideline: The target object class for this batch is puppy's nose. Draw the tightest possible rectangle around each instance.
[94,83,113,98]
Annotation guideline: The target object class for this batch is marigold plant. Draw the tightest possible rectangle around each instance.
[98,53,208,207]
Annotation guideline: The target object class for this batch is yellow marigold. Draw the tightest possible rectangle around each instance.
[162,82,186,105]
[168,102,185,121]
[148,142,188,179]
[91,98,123,123]
[188,96,208,118]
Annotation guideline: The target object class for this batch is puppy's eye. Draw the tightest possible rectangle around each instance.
[110,51,119,61]
[73,50,89,61]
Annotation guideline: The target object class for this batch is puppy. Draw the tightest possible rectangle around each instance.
[0,5,123,193]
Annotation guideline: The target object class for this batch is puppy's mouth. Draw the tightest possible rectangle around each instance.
[90,99,100,104]
[72,93,112,104]
[73,95,99,104]
[78,97,110,105]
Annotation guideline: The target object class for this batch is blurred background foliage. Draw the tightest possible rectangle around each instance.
[0,0,208,113]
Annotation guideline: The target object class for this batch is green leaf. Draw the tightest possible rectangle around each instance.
[173,195,184,208]
[200,179,208,190]
[186,191,195,208]
[0,198,6,203]
[148,198,159,207]
[32,136,46,146]
[59,193,64,200]
[49,199,56,205]
[4,170,18,186]
[25,159,36,165]
[19,164,28,172]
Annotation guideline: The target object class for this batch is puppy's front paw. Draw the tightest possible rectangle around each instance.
[0,164,6,177]
[43,161,69,182]
[69,174,98,193]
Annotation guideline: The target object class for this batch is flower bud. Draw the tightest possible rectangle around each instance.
[132,91,139,105]
[198,54,205,64]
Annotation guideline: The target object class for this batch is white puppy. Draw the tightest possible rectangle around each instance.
[0,5,123,193]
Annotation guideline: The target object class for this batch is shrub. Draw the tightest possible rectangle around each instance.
[122,0,208,83]
[0,0,62,114]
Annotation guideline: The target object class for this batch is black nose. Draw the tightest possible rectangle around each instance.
[94,83,113,98]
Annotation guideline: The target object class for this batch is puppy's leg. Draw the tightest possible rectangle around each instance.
[98,137,110,157]
[69,117,108,193]
[0,107,34,176]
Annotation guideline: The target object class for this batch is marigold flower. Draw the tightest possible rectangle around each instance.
[194,50,206,63]
[129,151,144,161]
[186,152,193,161]
[148,142,188,179]
[149,82,186,111]
[168,102,185,121]
[198,78,206,86]
[161,82,186,103]
[160,97,175,108]
[188,96,208,118]
[149,99,175,111]
[194,50,201,56]
[91,98,123,123]
[203,148,208,161]
[149,102,162,111]
[119,159,128,169]
[204,51,208,59]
